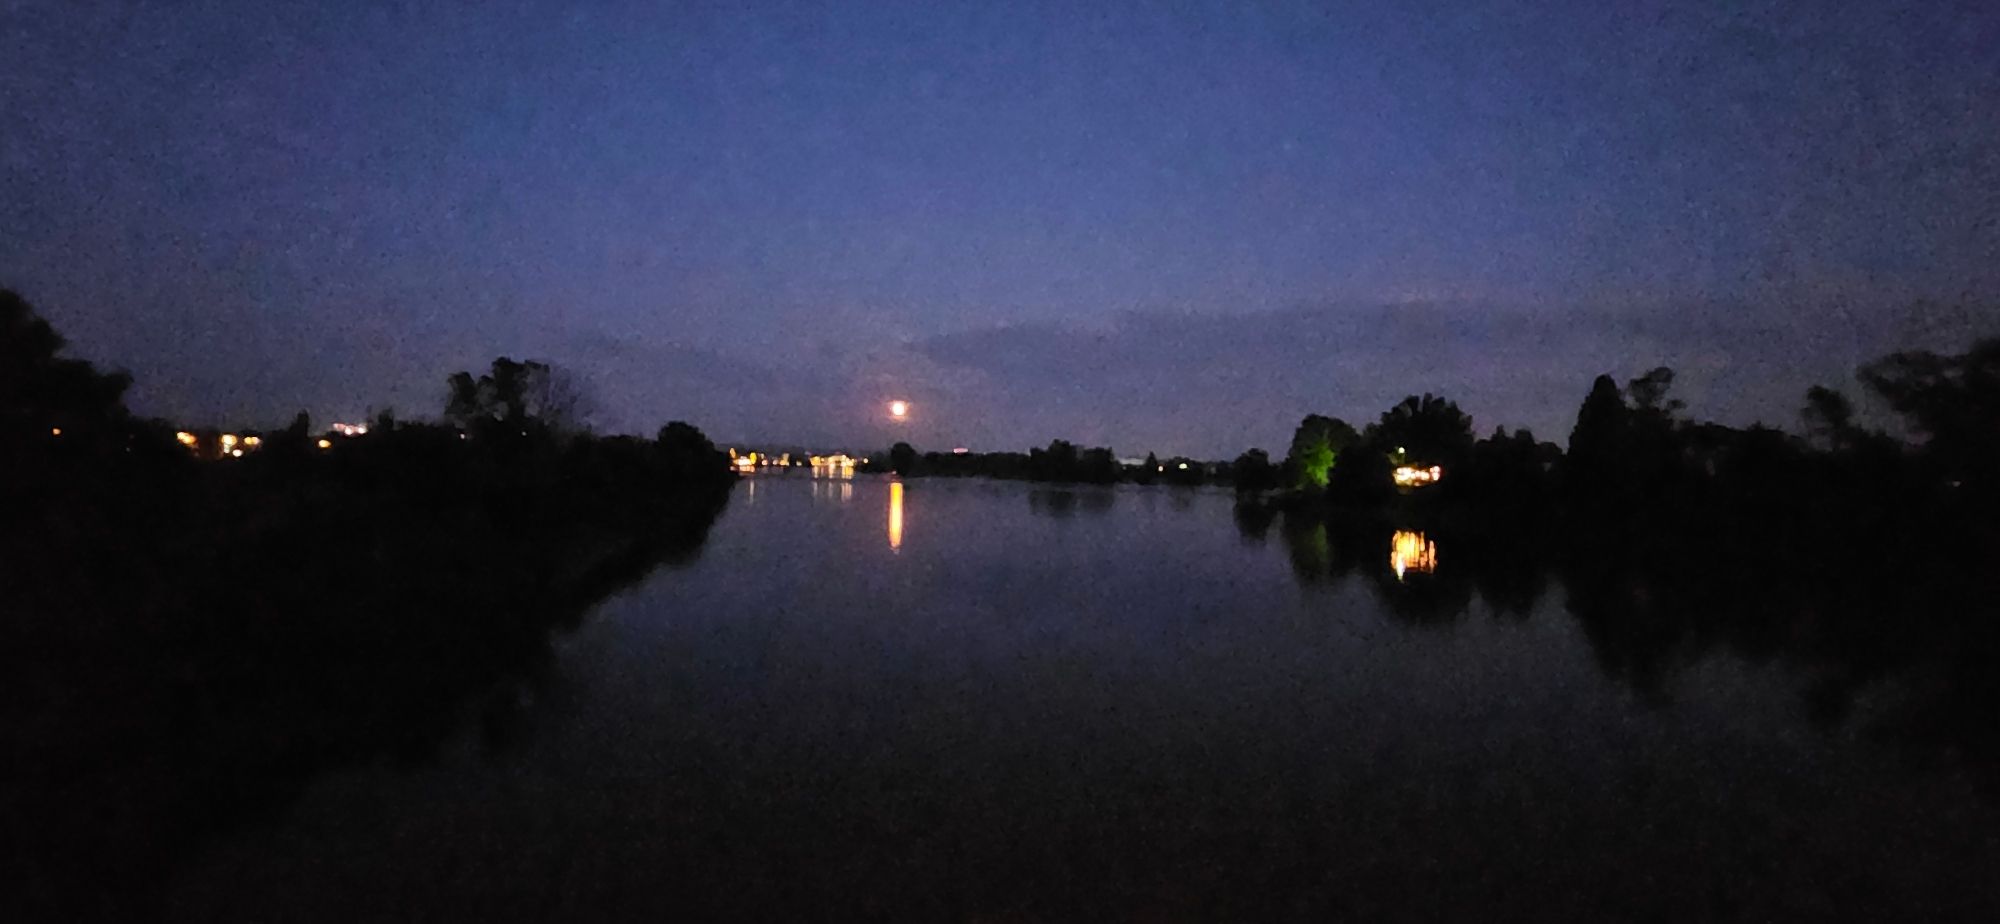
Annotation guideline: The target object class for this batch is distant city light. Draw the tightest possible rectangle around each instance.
[50,427,61,436]
[810,453,858,477]
[176,431,198,447]
[330,422,368,437]
[242,436,261,448]
[220,434,239,450]
[316,438,333,450]
[888,400,909,419]
[230,449,243,458]
[952,447,969,454]
[1177,462,1189,470]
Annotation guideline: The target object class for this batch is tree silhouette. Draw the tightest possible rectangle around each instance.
[658,421,725,479]
[1137,451,1160,484]
[1800,385,1858,452]
[1564,374,1629,500]
[1367,394,1473,466]
[1861,338,2000,491]
[1455,426,1557,506]
[1029,439,1079,481]
[1625,366,1682,416]
[1078,446,1118,484]
[445,358,591,437]
[1,289,132,436]
[1283,414,1358,491]
[889,441,917,475]
[1232,447,1278,493]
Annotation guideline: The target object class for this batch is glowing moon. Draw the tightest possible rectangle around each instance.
[888,400,909,419]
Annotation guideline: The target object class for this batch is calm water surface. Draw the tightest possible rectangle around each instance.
[168,475,2000,920]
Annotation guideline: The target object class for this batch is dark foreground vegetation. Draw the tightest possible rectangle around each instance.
[1,291,733,917]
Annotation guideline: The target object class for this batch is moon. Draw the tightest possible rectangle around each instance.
[888,400,909,419]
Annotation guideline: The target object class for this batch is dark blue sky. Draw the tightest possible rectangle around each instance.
[6,1,1996,454]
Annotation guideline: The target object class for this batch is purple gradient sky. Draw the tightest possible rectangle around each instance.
[5,1,1996,455]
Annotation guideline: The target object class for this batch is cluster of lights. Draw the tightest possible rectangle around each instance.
[170,429,277,458]
[1392,465,1444,487]
[730,448,875,476]
[329,422,369,437]
[809,453,858,478]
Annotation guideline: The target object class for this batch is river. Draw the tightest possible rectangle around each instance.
[160,474,2000,920]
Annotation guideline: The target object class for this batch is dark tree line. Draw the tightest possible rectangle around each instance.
[866,440,1286,488]
[1262,335,2000,535]
[867,439,1122,484]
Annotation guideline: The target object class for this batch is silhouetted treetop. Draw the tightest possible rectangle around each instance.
[1,289,132,429]
[889,441,917,475]
[1567,375,1626,461]
[1233,447,1278,493]
[1284,414,1358,491]
[1800,385,1858,452]
[444,358,590,437]
[1625,366,1682,416]
[1368,394,1473,464]
[1860,338,2000,482]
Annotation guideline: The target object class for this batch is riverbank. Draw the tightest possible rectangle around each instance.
[2,424,734,919]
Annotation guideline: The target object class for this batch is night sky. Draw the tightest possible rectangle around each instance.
[6,1,1996,455]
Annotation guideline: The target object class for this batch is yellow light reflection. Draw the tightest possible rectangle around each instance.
[1390,530,1437,580]
[888,481,904,551]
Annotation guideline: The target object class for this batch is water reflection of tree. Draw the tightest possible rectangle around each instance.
[1271,512,2000,791]
[1232,501,1277,545]
[1027,487,1114,518]
[1555,526,2000,777]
